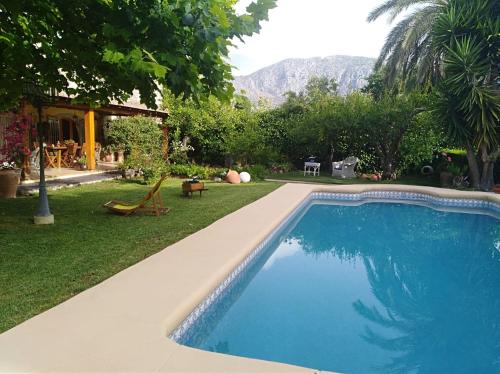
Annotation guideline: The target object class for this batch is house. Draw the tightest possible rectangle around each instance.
[0,90,168,175]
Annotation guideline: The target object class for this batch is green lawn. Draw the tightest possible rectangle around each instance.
[266,171,440,187]
[0,179,281,333]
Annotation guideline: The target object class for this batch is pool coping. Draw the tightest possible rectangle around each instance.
[0,183,498,373]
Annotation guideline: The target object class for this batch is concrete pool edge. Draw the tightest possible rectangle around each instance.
[0,183,498,373]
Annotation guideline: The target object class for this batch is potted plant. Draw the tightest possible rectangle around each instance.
[182,175,205,196]
[0,161,22,198]
[115,144,125,163]
[119,161,137,179]
[103,145,115,163]
[212,170,226,182]
[449,164,470,189]
[76,155,87,170]
[0,115,32,198]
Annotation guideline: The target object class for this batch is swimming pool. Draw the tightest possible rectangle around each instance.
[171,192,500,373]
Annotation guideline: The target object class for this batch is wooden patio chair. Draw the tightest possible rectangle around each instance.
[64,143,79,167]
[44,146,57,168]
[103,176,169,217]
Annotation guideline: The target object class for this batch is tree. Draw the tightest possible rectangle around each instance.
[233,90,253,111]
[433,0,499,190]
[362,93,430,179]
[304,75,338,100]
[367,0,446,88]
[0,0,276,109]
[370,0,499,190]
[361,71,388,101]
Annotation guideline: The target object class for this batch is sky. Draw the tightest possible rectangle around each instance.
[230,0,394,76]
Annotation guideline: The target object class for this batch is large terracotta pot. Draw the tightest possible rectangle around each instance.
[0,168,21,198]
[225,170,241,184]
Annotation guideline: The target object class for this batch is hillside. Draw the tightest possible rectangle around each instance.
[233,55,375,106]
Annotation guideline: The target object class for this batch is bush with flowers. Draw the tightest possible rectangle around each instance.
[0,115,33,170]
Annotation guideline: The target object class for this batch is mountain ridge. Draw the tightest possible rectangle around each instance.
[233,55,376,106]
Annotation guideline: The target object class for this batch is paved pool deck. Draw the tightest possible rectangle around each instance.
[0,183,498,373]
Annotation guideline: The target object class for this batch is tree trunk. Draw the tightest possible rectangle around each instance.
[479,144,497,191]
[465,143,480,189]
[381,155,395,180]
[328,143,334,174]
[480,161,495,191]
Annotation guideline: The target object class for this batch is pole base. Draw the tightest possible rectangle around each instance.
[34,214,54,225]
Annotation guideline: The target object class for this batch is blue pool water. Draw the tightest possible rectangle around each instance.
[179,200,500,373]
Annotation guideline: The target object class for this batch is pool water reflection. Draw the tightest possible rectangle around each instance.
[181,202,500,373]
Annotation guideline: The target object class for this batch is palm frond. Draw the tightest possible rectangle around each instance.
[442,35,499,149]
[368,0,439,22]
[368,0,400,22]
[375,14,414,70]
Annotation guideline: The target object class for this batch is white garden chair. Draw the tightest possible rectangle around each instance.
[29,146,41,178]
[332,156,358,178]
[304,161,321,176]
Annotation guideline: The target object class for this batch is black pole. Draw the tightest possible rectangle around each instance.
[34,104,53,224]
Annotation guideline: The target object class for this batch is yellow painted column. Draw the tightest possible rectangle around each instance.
[84,110,96,170]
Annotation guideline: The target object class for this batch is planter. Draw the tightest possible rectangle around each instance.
[78,164,88,171]
[115,150,125,163]
[182,181,204,193]
[493,185,500,194]
[104,153,114,163]
[440,171,453,188]
[182,181,205,197]
[0,168,21,198]
[225,170,240,184]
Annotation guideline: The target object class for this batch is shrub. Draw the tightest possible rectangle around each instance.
[169,139,194,164]
[120,149,167,184]
[245,164,266,180]
[104,116,163,159]
[165,164,225,180]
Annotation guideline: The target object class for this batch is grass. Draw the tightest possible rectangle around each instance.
[0,179,281,333]
[265,171,440,187]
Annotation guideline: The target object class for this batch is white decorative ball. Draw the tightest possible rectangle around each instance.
[239,172,251,183]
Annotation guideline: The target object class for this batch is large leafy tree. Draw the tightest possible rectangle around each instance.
[0,0,276,110]
[304,75,338,100]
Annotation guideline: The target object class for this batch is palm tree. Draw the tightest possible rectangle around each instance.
[369,0,499,190]
[433,0,499,190]
[367,0,448,88]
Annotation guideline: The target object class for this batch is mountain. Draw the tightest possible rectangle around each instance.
[233,55,376,106]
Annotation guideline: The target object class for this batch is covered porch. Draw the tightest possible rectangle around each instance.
[0,94,168,179]
[23,96,168,174]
